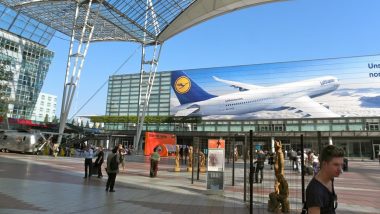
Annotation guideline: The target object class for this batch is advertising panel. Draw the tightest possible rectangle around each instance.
[208,139,225,149]
[170,55,380,119]
[207,149,224,172]
[144,132,176,157]
[207,139,225,190]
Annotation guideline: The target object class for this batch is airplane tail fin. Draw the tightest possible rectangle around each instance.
[171,71,216,105]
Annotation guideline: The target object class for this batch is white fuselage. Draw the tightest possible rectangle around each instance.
[173,76,339,116]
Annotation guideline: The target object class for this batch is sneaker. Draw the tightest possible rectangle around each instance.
[105,188,108,191]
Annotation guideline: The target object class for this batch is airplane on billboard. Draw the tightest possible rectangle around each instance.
[171,70,341,118]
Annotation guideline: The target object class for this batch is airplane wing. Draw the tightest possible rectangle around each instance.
[285,96,340,118]
[212,76,263,91]
[174,107,199,117]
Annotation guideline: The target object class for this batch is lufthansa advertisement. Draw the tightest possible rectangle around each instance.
[170,55,380,119]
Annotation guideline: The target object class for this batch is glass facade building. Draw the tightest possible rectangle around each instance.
[0,3,54,120]
[106,72,171,117]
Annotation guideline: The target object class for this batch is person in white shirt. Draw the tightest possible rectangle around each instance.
[83,145,93,179]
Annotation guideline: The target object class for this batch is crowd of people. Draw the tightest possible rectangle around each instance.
[80,143,141,192]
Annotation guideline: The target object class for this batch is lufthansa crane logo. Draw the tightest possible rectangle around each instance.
[175,76,191,94]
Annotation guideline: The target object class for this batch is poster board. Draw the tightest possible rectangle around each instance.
[207,139,225,190]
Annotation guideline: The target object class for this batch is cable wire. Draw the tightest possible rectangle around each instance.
[69,44,141,120]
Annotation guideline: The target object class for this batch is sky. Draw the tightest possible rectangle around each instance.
[41,0,380,119]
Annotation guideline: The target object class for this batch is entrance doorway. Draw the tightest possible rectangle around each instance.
[373,144,380,160]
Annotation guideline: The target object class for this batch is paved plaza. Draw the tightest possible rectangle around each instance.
[0,153,379,214]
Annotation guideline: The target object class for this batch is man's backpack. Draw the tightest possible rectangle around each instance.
[110,155,118,171]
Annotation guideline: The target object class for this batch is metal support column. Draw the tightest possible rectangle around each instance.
[134,0,163,152]
[249,130,253,214]
[301,134,305,204]
[317,131,322,156]
[243,133,247,202]
[271,136,275,153]
[134,43,162,152]
[57,0,98,145]
[232,137,235,186]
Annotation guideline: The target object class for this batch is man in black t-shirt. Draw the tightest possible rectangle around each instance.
[305,145,344,214]
[95,146,104,178]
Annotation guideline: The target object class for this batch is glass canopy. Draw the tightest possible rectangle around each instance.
[0,0,281,45]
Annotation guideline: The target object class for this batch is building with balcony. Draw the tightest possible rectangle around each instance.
[31,92,57,122]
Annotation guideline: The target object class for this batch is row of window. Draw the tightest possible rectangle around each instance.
[104,122,379,132]
[226,98,273,107]
[109,77,171,84]
[110,73,170,81]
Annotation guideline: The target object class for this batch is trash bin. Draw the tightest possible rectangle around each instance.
[343,158,348,171]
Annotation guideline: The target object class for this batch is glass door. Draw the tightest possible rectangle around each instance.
[373,144,380,160]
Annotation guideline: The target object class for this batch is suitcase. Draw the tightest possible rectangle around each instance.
[92,164,99,176]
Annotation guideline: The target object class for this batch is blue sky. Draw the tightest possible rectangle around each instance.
[42,0,380,118]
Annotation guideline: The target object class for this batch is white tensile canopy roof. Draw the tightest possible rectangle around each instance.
[0,0,282,45]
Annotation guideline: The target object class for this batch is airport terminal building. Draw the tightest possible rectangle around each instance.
[104,54,380,160]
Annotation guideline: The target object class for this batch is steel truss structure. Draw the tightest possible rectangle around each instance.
[135,42,162,151]
[57,0,98,145]
[0,0,282,148]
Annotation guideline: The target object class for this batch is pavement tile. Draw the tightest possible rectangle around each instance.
[0,153,379,214]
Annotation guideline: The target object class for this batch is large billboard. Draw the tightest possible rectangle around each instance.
[170,55,380,119]
[144,132,176,157]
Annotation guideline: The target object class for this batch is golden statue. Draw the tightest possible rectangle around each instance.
[174,145,180,172]
[187,146,193,172]
[199,151,206,173]
[268,140,290,213]
[274,140,284,194]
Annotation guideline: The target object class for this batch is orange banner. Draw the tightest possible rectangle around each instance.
[208,139,225,149]
[144,132,176,156]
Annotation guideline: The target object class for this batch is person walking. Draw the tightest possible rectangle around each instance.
[184,146,189,165]
[268,151,274,170]
[83,145,93,179]
[150,148,161,177]
[254,150,266,183]
[118,144,127,172]
[304,145,344,214]
[179,147,184,164]
[95,146,104,178]
[106,146,120,192]
[290,149,297,171]
[234,146,239,161]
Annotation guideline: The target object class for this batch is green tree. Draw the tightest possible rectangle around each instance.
[85,120,90,128]
[52,115,58,124]
[80,120,84,127]
[44,114,49,123]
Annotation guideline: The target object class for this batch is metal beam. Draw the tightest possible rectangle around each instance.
[134,42,162,152]
[57,0,97,145]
